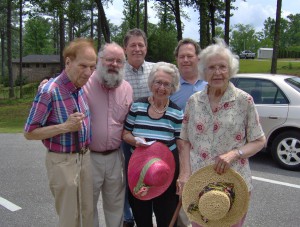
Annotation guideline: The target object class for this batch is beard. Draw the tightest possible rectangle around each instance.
[96,63,124,89]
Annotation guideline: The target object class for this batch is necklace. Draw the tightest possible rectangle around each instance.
[149,97,169,114]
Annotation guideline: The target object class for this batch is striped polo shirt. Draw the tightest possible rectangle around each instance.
[124,97,183,152]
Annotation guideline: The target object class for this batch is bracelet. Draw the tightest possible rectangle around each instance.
[236,149,243,158]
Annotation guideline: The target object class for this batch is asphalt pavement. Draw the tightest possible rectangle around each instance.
[0,133,299,227]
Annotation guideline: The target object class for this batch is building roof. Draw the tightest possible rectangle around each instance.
[258,48,273,51]
[12,55,60,63]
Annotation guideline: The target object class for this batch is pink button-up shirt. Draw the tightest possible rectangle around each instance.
[84,72,133,152]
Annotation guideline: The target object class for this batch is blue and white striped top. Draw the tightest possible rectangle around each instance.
[124,97,183,152]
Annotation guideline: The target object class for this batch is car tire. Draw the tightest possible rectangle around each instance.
[271,131,300,171]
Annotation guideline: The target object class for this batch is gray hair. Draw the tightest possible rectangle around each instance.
[123,28,148,48]
[198,38,239,80]
[148,62,180,95]
[98,42,126,61]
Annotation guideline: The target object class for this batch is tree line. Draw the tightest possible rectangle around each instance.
[1,0,299,98]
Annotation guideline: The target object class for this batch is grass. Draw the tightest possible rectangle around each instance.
[0,98,33,133]
[239,59,300,75]
[0,59,299,133]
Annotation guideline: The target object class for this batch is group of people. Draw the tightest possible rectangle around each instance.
[24,27,266,227]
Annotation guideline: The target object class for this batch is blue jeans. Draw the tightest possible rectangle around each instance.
[122,141,134,223]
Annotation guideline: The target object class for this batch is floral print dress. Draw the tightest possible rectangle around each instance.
[180,82,265,191]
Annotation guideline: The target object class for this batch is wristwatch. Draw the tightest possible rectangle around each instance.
[237,149,243,157]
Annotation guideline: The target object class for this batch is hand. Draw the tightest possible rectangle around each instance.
[38,79,49,91]
[176,174,190,196]
[63,112,85,132]
[214,150,238,174]
[134,137,151,147]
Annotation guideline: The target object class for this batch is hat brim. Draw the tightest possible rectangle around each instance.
[128,142,175,200]
[182,165,249,227]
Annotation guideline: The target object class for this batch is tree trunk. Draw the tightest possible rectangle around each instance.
[7,0,14,98]
[174,0,182,41]
[271,0,282,74]
[224,0,230,45]
[97,6,101,50]
[136,0,140,28]
[19,0,23,98]
[91,2,94,39]
[199,0,209,48]
[143,0,148,35]
[209,1,216,42]
[1,29,5,81]
[59,11,65,71]
[95,0,110,43]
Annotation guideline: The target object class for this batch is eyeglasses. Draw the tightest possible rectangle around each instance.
[153,80,173,89]
[206,65,228,74]
[100,57,125,66]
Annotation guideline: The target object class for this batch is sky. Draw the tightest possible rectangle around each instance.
[104,0,300,40]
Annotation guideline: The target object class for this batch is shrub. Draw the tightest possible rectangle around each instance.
[15,76,28,86]
[1,76,10,87]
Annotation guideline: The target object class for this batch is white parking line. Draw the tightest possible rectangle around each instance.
[0,197,22,211]
[252,176,300,189]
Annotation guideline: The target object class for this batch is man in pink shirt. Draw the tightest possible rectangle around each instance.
[84,42,133,227]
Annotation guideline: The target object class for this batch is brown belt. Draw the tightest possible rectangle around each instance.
[48,146,89,154]
[90,149,118,155]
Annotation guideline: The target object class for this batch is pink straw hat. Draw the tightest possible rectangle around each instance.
[128,142,175,200]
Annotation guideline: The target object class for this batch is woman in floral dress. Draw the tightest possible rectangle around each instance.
[177,39,266,227]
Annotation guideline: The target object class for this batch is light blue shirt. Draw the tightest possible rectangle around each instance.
[170,77,207,111]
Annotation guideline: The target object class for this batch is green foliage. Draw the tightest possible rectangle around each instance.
[23,16,55,55]
[147,27,178,63]
[230,24,260,54]
[14,76,28,86]
[1,76,10,87]
[0,82,38,99]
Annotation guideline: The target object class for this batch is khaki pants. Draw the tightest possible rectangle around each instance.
[90,149,125,227]
[46,151,93,227]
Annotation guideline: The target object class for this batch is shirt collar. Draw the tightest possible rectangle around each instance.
[61,70,80,94]
[180,76,203,85]
[198,82,236,103]
[126,61,145,72]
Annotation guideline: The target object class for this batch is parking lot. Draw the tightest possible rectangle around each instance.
[1,133,299,227]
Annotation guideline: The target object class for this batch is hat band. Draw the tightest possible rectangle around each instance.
[187,182,235,223]
[133,158,161,197]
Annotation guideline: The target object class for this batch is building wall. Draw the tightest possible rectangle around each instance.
[258,48,273,59]
[12,63,61,83]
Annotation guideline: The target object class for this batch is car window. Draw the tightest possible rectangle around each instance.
[285,77,300,93]
[232,78,289,104]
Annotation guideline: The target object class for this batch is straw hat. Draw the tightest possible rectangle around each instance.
[182,165,249,227]
[128,142,175,200]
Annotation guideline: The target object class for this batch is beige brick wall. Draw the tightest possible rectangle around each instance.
[12,63,61,83]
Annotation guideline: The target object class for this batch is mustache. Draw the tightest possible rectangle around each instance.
[107,68,119,74]
[96,64,124,88]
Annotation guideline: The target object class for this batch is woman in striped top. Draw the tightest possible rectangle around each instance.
[123,62,183,227]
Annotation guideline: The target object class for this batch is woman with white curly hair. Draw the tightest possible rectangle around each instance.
[177,39,266,227]
[122,62,183,226]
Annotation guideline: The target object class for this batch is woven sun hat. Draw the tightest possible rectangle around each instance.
[182,165,249,227]
[128,141,175,200]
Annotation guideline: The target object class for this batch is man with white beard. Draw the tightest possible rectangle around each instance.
[84,42,133,227]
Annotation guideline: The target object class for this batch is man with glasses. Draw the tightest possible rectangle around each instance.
[122,28,154,227]
[85,42,133,227]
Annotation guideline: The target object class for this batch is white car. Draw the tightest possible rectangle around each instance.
[239,50,256,59]
[231,73,300,171]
